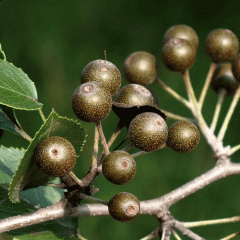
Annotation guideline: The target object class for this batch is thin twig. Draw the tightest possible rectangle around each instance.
[210,89,226,132]
[95,121,110,156]
[92,125,99,169]
[174,221,204,240]
[173,231,182,240]
[230,144,240,156]
[199,62,217,110]
[156,78,190,108]
[131,151,147,158]
[68,171,84,188]
[121,143,133,152]
[140,227,160,240]
[161,228,166,240]
[184,216,240,228]
[79,193,108,206]
[220,231,240,240]
[161,109,192,122]
[218,85,240,142]
[97,124,122,163]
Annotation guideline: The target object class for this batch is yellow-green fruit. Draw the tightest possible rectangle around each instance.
[108,192,140,222]
[163,25,199,49]
[205,29,239,62]
[102,150,136,185]
[162,38,196,72]
[115,84,154,106]
[128,112,168,152]
[167,121,200,153]
[123,51,158,86]
[72,82,112,122]
[81,59,122,96]
[34,136,76,177]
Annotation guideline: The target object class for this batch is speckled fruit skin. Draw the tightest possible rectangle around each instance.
[162,38,196,72]
[35,136,76,177]
[81,59,121,96]
[102,150,136,185]
[167,121,200,153]
[128,112,168,152]
[123,51,158,86]
[205,29,239,63]
[232,53,240,82]
[114,84,154,106]
[211,63,239,96]
[72,82,112,122]
[163,25,199,49]
[108,192,140,222]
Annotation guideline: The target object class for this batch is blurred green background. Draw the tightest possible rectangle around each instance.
[1,0,240,239]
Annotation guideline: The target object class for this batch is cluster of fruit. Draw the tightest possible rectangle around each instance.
[33,24,240,222]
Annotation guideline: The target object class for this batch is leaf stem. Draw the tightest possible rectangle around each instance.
[38,109,46,122]
[199,62,217,110]
[156,77,190,108]
[0,43,6,61]
[210,89,226,132]
[218,85,240,142]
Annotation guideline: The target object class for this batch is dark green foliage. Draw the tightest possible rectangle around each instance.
[162,38,196,72]
[211,63,239,95]
[72,81,112,122]
[108,192,140,222]
[102,150,136,185]
[205,29,239,62]
[163,25,199,49]
[35,136,76,177]
[81,59,122,96]
[167,121,200,153]
[123,51,158,86]
[128,112,168,152]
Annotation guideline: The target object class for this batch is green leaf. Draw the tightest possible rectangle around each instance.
[0,146,25,184]
[0,106,22,136]
[9,109,87,203]
[0,59,43,110]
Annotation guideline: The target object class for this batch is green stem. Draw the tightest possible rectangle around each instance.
[199,62,217,110]
[38,109,46,122]
[0,43,6,61]
[218,85,240,142]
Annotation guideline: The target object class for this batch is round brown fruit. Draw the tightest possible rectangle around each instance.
[102,150,136,185]
[72,81,112,123]
[123,51,158,86]
[81,59,121,96]
[34,136,76,177]
[128,112,168,152]
[167,121,200,153]
[108,192,140,222]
